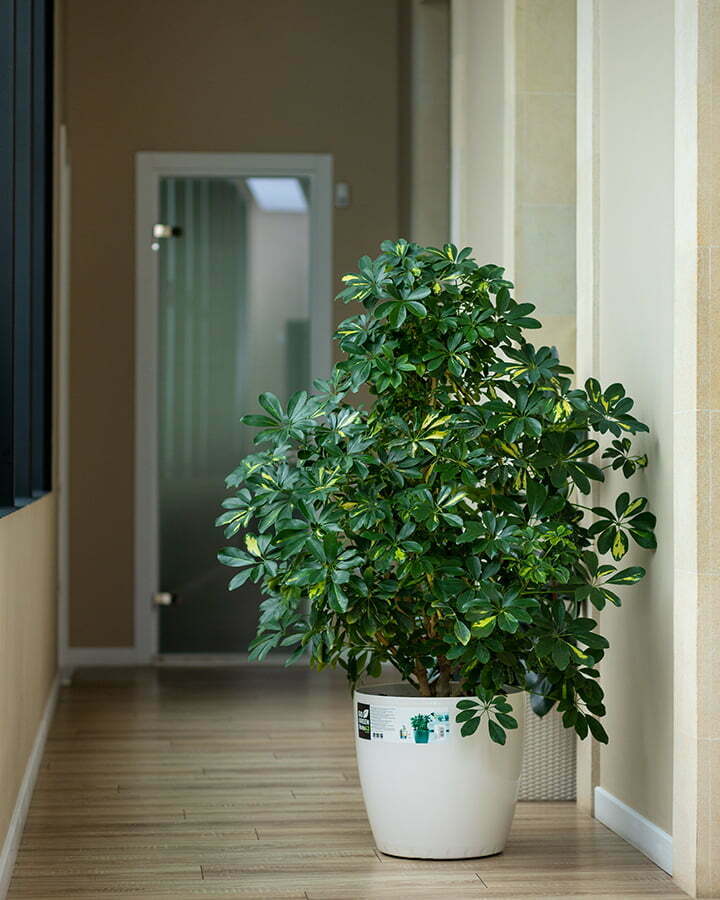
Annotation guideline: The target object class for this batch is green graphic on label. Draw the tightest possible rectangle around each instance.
[357,703,451,743]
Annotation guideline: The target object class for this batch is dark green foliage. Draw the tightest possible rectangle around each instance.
[410,714,432,732]
[217,240,657,746]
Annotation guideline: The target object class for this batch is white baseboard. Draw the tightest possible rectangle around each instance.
[154,653,296,667]
[0,674,60,899]
[60,646,141,668]
[60,648,302,675]
[594,786,673,875]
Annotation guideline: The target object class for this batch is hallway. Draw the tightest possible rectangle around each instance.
[7,667,684,899]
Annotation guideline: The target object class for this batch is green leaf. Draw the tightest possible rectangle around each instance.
[552,641,570,670]
[241,414,277,428]
[258,392,283,420]
[406,301,428,317]
[228,570,254,589]
[460,717,481,737]
[454,620,471,645]
[525,479,547,516]
[587,716,609,744]
[218,547,255,567]
[597,528,614,555]
[456,699,479,710]
[488,720,507,745]
[406,286,431,301]
[629,528,657,550]
[615,491,630,517]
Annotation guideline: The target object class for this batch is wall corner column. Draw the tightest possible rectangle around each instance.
[450,0,515,266]
[574,0,600,817]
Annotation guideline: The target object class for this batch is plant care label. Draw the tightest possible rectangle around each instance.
[356,702,451,743]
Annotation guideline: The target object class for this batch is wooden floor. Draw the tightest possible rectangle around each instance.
[8,666,685,899]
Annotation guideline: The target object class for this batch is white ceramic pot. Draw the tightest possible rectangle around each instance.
[354,682,525,859]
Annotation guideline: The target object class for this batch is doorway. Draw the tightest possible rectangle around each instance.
[134,153,333,660]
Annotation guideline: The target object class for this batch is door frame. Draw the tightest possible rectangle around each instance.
[134,152,333,663]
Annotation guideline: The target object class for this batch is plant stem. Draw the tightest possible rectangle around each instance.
[436,656,452,697]
[414,661,433,697]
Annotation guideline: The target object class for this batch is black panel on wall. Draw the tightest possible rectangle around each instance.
[0,0,53,512]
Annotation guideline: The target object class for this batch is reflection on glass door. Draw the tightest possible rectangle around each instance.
[157,175,311,653]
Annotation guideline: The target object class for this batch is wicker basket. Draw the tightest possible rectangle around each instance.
[518,694,576,800]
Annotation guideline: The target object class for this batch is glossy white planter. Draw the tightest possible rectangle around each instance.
[354,682,525,859]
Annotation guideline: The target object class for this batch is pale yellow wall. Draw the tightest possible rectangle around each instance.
[514,0,576,370]
[63,0,403,646]
[593,0,675,835]
[408,0,450,246]
[674,0,720,892]
[0,497,58,840]
[451,0,514,264]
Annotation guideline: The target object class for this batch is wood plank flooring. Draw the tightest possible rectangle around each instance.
[8,666,685,899]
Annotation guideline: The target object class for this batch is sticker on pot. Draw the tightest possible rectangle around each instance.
[357,703,451,743]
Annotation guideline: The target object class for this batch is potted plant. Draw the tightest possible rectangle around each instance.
[410,713,432,743]
[217,240,656,859]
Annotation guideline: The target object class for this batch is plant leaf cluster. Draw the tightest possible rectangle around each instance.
[218,240,657,746]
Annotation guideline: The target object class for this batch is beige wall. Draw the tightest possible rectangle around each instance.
[63,0,403,646]
[450,0,514,264]
[694,1,720,887]
[590,0,675,835]
[0,497,58,841]
[673,0,720,893]
[408,0,450,247]
[452,0,674,836]
[514,0,576,370]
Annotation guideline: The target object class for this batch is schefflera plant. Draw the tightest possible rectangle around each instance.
[217,240,656,745]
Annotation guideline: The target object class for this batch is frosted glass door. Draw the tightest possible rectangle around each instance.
[157,175,311,653]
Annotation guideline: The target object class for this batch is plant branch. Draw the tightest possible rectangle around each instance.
[413,661,433,697]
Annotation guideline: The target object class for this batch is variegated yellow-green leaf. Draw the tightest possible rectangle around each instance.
[606,566,645,585]
[245,535,261,557]
[497,440,520,458]
[624,497,647,517]
[421,413,451,431]
[567,440,599,460]
[585,378,602,402]
[552,398,573,422]
[611,529,629,560]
